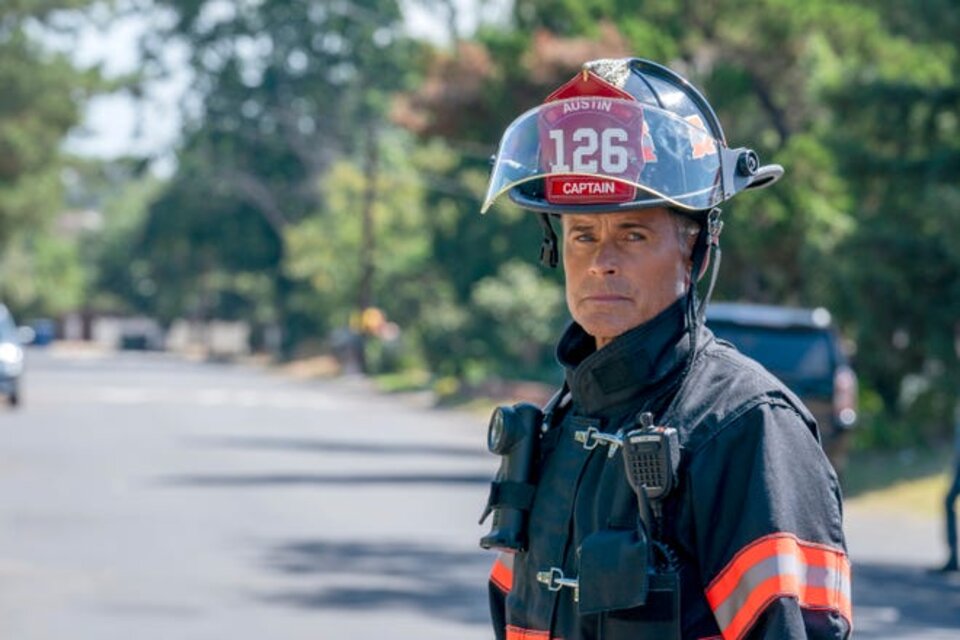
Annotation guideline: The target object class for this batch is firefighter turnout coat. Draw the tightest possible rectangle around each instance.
[487,300,852,640]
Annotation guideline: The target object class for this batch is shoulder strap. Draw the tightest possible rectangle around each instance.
[541,382,571,433]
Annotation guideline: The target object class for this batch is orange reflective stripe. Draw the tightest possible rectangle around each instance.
[720,576,854,640]
[705,533,852,640]
[505,625,551,640]
[708,535,793,604]
[684,115,718,159]
[490,556,514,593]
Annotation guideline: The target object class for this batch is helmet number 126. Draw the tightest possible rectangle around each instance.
[548,127,629,174]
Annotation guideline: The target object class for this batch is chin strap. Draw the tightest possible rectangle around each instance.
[697,208,723,325]
[537,213,559,268]
[683,207,723,370]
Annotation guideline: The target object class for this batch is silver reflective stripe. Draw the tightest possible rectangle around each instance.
[712,553,850,633]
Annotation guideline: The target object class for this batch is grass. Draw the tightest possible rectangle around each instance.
[846,472,950,518]
[843,447,954,517]
[371,369,432,394]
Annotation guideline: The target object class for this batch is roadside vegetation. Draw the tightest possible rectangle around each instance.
[2,0,959,470]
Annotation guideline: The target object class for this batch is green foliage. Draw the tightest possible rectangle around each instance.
[399,0,960,443]
[0,232,86,316]
[128,0,422,355]
[0,24,88,249]
[471,260,566,378]
[134,152,285,325]
[823,9,960,433]
[69,0,959,448]
[0,2,105,317]
[284,135,431,330]
[0,20,93,247]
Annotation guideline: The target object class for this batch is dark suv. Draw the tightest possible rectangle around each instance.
[705,302,858,474]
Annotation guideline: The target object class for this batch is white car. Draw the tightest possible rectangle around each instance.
[0,303,26,407]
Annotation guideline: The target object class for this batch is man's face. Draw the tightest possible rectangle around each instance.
[562,207,693,349]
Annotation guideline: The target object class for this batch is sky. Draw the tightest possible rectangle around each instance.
[61,0,505,165]
[62,8,190,163]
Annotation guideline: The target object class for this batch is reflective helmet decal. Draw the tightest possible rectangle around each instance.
[684,115,718,160]
[482,98,726,213]
[482,58,783,215]
[540,70,642,205]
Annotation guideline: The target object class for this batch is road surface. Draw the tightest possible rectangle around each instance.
[0,346,957,638]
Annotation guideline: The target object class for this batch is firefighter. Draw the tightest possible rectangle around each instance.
[935,403,960,573]
[479,58,852,639]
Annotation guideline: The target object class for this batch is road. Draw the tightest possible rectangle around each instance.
[1,347,958,638]
[0,347,495,640]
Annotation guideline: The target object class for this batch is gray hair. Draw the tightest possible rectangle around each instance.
[671,211,701,259]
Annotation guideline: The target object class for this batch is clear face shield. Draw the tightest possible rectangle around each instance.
[482,97,750,214]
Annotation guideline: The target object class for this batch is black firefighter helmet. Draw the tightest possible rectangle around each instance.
[481,57,785,350]
[482,57,782,221]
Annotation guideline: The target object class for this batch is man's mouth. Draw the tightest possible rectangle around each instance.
[583,294,631,303]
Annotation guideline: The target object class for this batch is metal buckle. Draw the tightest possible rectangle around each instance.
[536,566,580,601]
[574,426,601,450]
[708,208,723,247]
[574,427,624,458]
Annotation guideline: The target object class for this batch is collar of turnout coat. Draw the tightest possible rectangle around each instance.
[557,298,693,417]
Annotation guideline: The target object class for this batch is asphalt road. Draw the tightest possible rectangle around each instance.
[0,347,495,640]
[1,346,958,639]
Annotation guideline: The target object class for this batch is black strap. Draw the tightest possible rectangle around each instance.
[537,213,559,268]
[541,381,570,432]
[489,480,536,510]
[479,480,537,524]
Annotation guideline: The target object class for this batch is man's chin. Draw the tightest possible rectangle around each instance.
[577,317,640,345]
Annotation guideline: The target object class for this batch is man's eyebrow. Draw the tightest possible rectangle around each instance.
[617,220,654,230]
[565,219,656,234]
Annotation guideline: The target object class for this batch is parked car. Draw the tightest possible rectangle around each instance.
[0,303,26,407]
[706,302,858,474]
[28,318,56,346]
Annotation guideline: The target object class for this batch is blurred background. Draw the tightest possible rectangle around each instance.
[4,0,960,457]
[0,0,959,637]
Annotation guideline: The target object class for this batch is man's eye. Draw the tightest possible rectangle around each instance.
[574,233,596,242]
[625,232,647,241]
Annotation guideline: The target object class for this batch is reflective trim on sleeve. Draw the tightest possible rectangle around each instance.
[490,553,514,593]
[505,625,552,640]
[705,532,852,640]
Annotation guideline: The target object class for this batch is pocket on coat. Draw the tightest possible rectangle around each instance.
[577,528,680,640]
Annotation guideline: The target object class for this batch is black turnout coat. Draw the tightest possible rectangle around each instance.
[487,300,852,640]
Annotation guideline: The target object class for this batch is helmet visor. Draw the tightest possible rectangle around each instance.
[482,98,725,213]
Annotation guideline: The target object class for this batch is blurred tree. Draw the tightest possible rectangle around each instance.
[400,1,895,307]
[284,132,431,337]
[471,260,566,379]
[139,0,421,356]
[70,160,164,316]
[0,232,86,316]
[395,0,960,443]
[81,0,959,442]
[826,0,960,434]
[0,0,103,314]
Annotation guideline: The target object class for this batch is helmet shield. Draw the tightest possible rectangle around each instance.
[482,97,728,214]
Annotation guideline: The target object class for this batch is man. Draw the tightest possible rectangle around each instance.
[936,403,960,573]
[478,58,851,639]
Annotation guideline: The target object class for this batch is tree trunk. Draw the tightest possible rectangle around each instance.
[355,124,380,373]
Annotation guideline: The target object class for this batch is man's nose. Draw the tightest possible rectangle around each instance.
[589,241,620,275]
